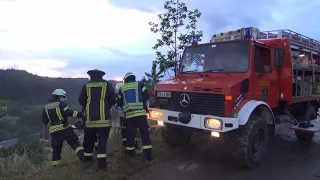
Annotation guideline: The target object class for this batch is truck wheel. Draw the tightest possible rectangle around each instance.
[295,131,314,141]
[161,124,192,147]
[295,105,316,141]
[230,114,268,168]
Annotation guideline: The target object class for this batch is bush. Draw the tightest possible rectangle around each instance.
[0,151,51,177]
[0,136,50,162]
[0,136,51,178]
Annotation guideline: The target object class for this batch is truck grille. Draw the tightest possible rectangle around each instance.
[156,92,225,117]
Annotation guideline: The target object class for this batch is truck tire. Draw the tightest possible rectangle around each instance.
[294,105,316,141]
[161,124,192,147]
[230,114,268,168]
[295,131,314,141]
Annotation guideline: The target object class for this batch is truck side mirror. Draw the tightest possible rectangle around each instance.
[275,48,284,68]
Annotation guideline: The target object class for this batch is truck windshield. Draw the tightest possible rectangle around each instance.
[180,41,250,73]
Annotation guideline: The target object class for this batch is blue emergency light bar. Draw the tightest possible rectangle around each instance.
[244,28,251,38]
[192,36,198,45]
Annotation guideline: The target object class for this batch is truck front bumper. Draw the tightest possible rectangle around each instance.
[148,108,239,133]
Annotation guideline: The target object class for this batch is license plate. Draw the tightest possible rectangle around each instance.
[157,91,171,98]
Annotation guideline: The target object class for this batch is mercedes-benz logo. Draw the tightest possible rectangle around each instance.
[180,93,190,107]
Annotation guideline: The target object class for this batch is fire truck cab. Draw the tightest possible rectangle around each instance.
[148,27,320,168]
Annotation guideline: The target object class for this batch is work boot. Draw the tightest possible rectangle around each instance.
[95,166,108,172]
[143,149,152,162]
[127,150,136,157]
[96,159,110,172]
[143,155,153,167]
[77,151,84,162]
[97,158,108,170]
[83,156,93,163]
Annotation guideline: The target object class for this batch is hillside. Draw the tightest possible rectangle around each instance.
[0,69,118,140]
[0,69,117,106]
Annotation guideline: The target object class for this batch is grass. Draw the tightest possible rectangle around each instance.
[0,146,52,178]
[1,119,183,180]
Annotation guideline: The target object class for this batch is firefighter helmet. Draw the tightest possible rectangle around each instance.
[52,89,67,97]
[123,72,135,81]
[87,69,105,76]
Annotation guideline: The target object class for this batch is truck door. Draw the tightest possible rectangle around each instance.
[253,45,280,107]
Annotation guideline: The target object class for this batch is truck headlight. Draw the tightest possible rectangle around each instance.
[205,118,222,130]
[148,110,162,120]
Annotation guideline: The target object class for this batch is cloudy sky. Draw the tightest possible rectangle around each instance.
[0,0,319,80]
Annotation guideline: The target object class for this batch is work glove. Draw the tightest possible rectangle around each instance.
[73,121,85,129]
[115,105,122,111]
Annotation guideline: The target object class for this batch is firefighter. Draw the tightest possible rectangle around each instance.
[78,69,116,170]
[41,89,84,167]
[117,72,152,162]
[115,82,139,149]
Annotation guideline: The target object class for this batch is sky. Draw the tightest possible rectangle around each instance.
[0,0,319,80]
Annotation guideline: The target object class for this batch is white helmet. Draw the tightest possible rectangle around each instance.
[123,72,135,81]
[116,82,125,93]
[52,89,67,97]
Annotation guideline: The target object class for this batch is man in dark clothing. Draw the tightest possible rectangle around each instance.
[78,69,116,171]
[115,82,140,150]
[117,72,152,162]
[41,89,84,167]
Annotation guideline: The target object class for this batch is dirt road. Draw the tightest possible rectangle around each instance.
[131,121,320,180]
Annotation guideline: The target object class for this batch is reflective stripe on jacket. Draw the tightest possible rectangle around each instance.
[42,101,82,134]
[85,82,112,128]
[120,82,146,119]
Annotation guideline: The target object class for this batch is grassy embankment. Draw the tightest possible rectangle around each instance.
[1,112,182,180]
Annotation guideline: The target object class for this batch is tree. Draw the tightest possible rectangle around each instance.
[148,0,203,76]
[141,61,164,106]
[144,61,165,87]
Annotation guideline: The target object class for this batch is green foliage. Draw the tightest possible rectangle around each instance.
[16,107,44,136]
[0,69,88,106]
[14,136,48,163]
[0,69,87,140]
[142,63,163,106]
[0,69,120,141]
[148,0,203,75]
[0,136,48,163]
[141,77,154,94]
[0,99,12,119]
[144,61,164,88]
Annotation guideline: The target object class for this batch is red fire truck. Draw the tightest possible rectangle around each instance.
[148,27,320,168]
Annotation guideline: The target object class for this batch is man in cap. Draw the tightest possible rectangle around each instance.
[116,72,152,162]
[78,69,116,171]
